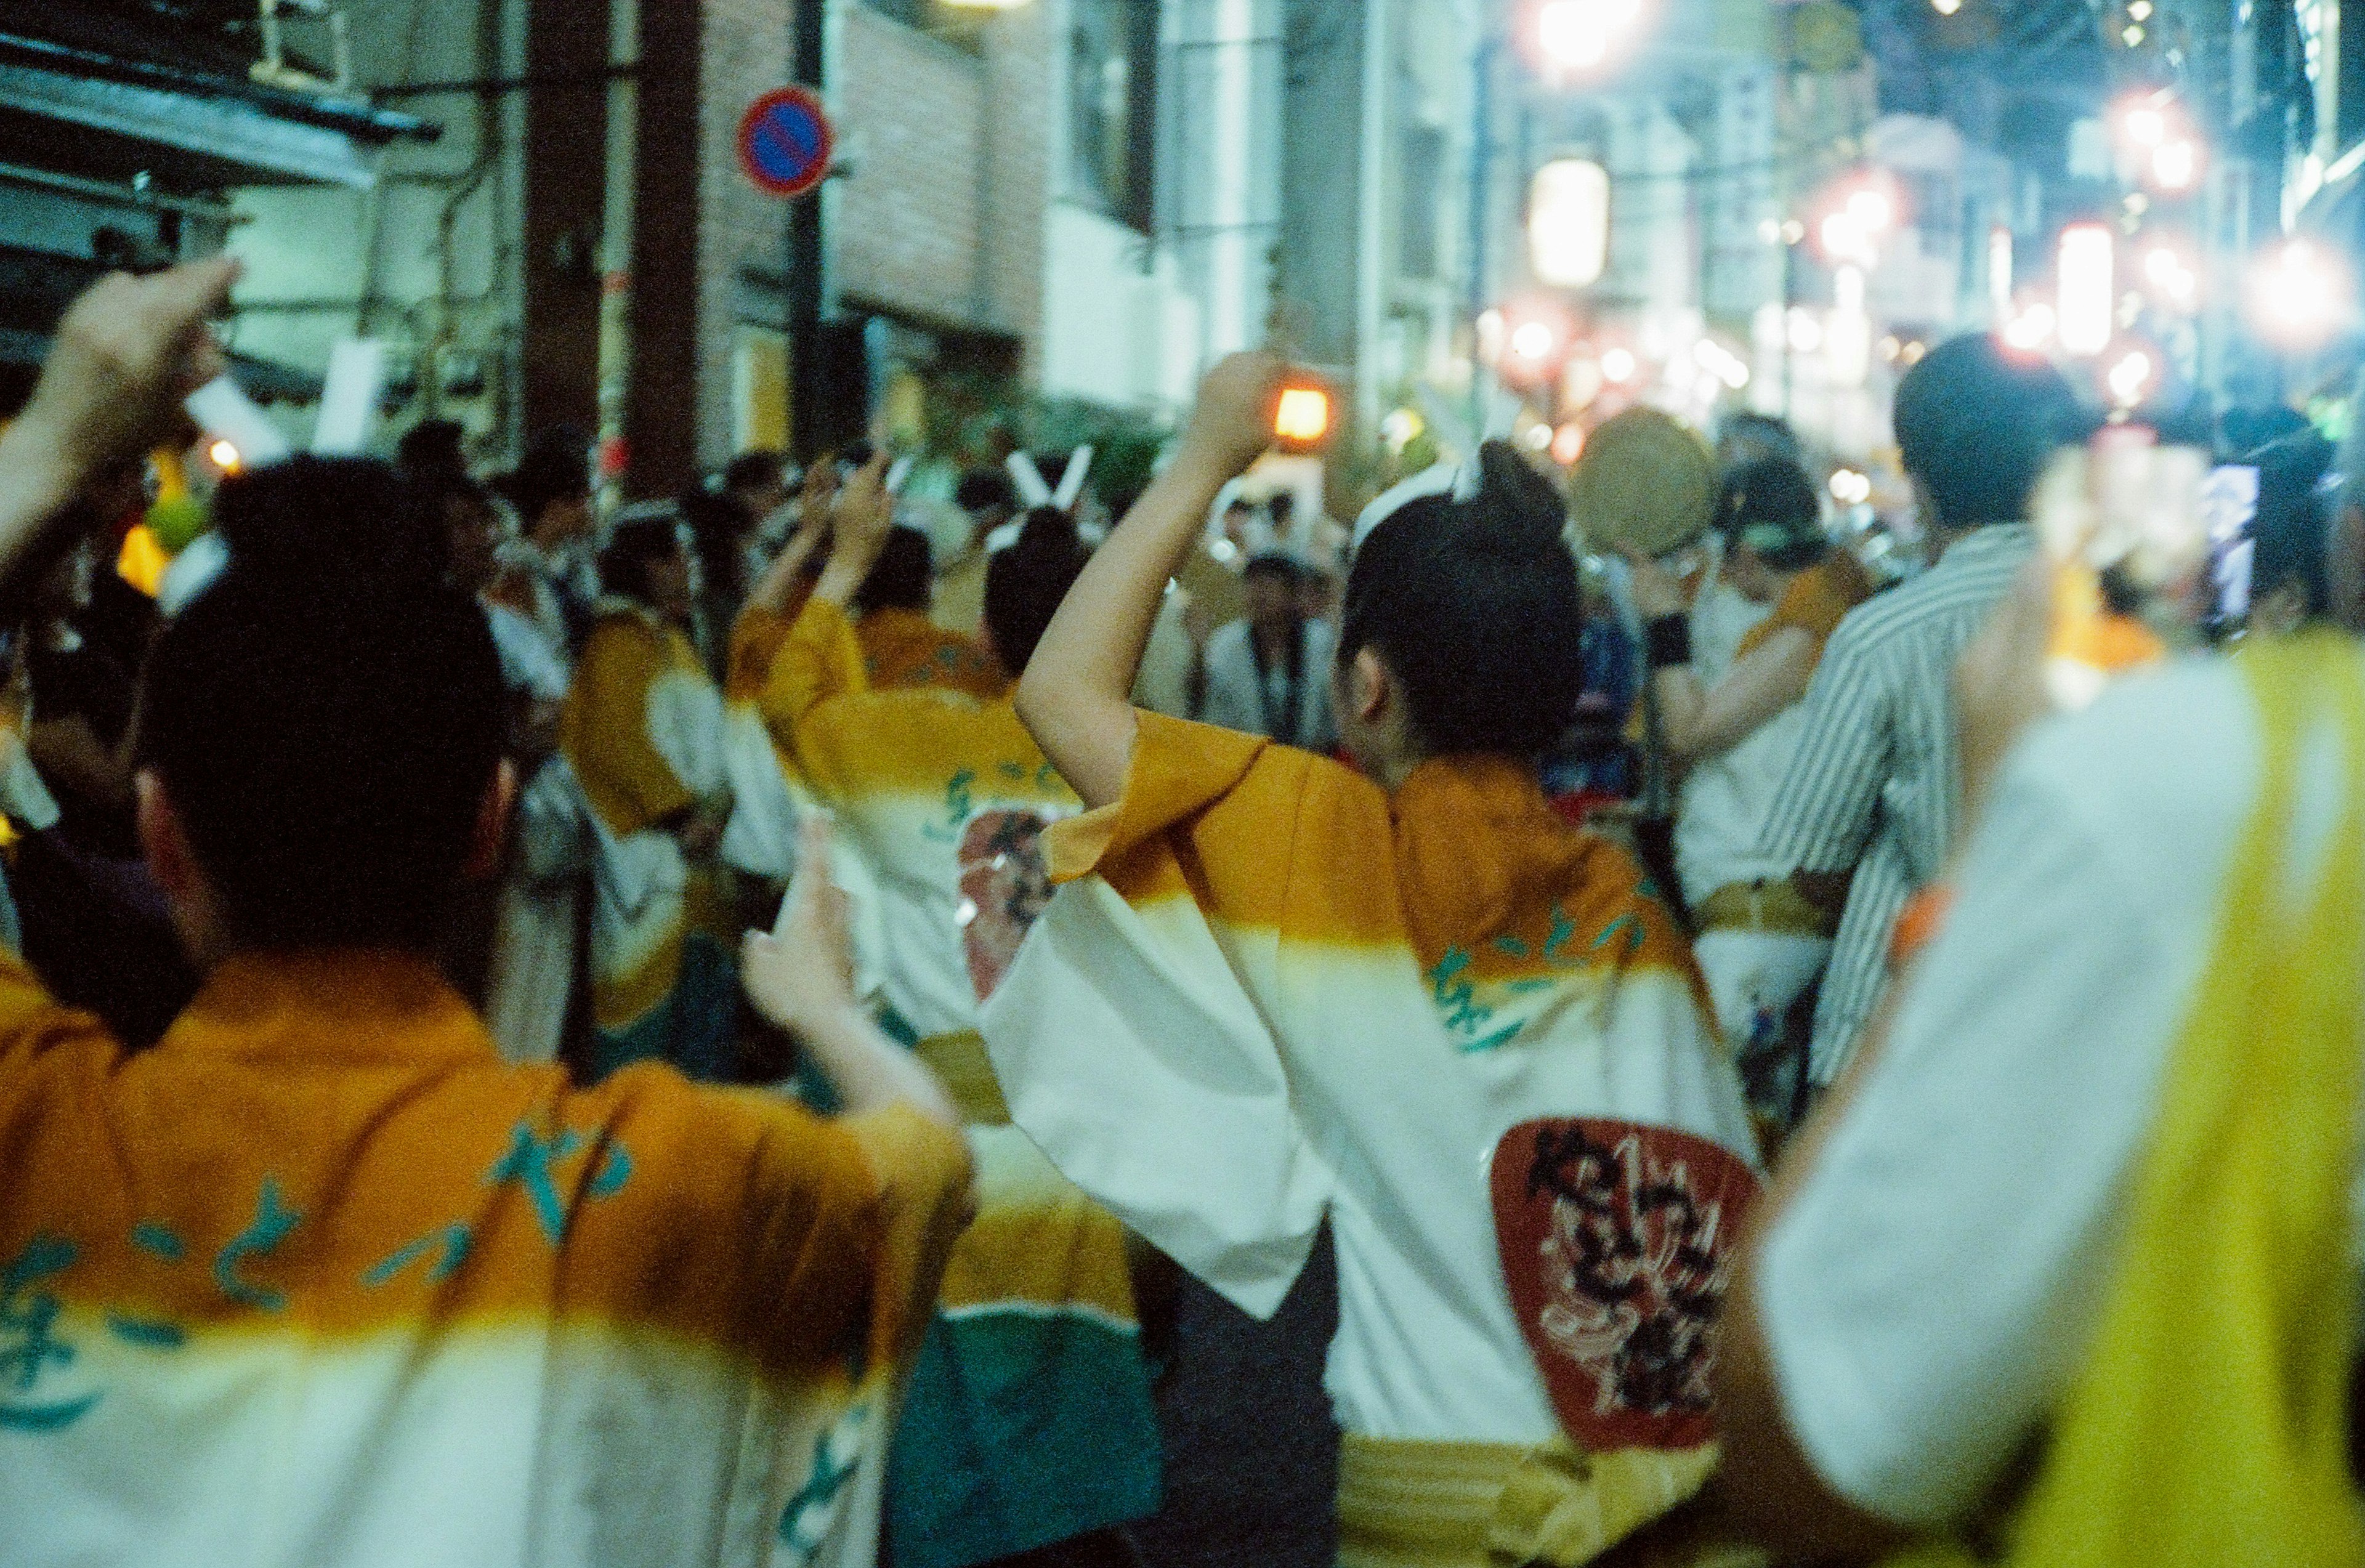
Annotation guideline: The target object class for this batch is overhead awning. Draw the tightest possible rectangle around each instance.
[0,16,431,192]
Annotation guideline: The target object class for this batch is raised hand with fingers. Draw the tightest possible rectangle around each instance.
[0,257,241,571]
[742,818,859,1038]
[814,450,896,608]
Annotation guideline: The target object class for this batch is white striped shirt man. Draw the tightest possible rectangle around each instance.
[1759,522,2039,1082]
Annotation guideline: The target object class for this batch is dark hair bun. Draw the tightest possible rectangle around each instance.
[1009,505,1083,556]
[1472,440,1570,546]
[212,455,450,606]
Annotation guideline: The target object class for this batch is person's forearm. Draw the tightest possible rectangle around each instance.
[812,541,873,610]
[748,527,823,617]
[0,422,79,591]
[1016,447,1234,807]
[798,1000,963,1130]
[1651,668,1710,765]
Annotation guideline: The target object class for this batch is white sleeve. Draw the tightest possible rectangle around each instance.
[982,876,1336,1320]
[484,603,570,701]
[645,668,727,799]
[1753,724,2212,1526]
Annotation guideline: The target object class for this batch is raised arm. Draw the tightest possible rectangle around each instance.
[0,260,237,600]
[743,820,963,1131]
[1659,629,1820,767]
[811,451,895,612]
[742,495,833,620]
[1623,548,1821,769]
[1015,353,1284,809]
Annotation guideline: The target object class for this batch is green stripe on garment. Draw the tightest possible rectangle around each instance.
[887,1306,1162,1568]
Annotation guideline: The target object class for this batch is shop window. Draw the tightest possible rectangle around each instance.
[1070,0,1158,232]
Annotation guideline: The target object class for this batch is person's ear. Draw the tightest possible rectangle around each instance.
[136,770,198,904]
[464,759,520,882]
[1349,645,1392,725]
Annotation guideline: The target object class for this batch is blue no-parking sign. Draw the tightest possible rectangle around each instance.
[738,87,834,199]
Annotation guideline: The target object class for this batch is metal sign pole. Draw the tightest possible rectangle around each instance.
[788,0,828,464]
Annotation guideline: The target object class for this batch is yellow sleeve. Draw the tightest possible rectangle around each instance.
[726,604,796,704]
[563,620,697,838]
[837,1104,977,1363]
[756,598,871,798]
[1047,709,1379,936]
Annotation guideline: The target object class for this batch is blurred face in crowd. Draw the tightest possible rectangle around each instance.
[734,473,788,526]
[535,490,592,549]
[1244,565,1298,633]
[445,491,501,592]
[1724,540,1784,604]
[647,537,696,628]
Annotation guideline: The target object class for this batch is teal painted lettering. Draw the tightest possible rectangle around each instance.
[129,1222,184,1263]
[106,1315,186,1350]
[0,1234,94,1430]
[362,1223,472,1288]
[212,1178,301,1311]
[487,1123,583,1243]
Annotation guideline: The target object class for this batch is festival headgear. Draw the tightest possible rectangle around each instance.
[1351,455,1482,553]
[991,447,1098,553]
[1004,447,1094,512]
[1566,407,1716,559]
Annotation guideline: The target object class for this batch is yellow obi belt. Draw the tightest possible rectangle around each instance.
[1336,1433,1761,1568]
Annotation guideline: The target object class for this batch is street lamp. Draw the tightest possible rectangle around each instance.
[1531,0,1647,76]
[2058,224,2116,357]
[1529,159,1611,287]
[2248,239,2352,349]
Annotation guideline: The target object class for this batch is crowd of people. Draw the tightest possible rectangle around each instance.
[1,255,2363,1568]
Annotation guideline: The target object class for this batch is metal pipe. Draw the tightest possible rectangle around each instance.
[0,160,245,222]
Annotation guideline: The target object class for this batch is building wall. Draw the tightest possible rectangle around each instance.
[836,10,992,328]
[681,0,793,476]
[229,0,531,461]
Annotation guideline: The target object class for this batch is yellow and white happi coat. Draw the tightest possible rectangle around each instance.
[748,597,1162,1568]
[0,948,972,1567]
[563,600,737,1080]
[984,713,1763,1567]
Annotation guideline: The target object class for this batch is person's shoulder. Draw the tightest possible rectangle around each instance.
[2009,654,2257,865]
[572,1065,872,1212]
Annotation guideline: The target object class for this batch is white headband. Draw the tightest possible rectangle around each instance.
[1005,447,1094,512]
[1350,457,1481,552]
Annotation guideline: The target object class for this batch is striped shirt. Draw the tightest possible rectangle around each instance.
[1759,523,2037,1082]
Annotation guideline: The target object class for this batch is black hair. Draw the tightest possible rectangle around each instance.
[2249,431,2339,622]
[1893,335,2084,530]
[1719,411,1803,467]
[1718,455,1827,572]
[142,456,505,953]
[855,526,934,615]
[396,419,468,482]
[678,486,749,603]
[505,427,591,527]
[599,517,683,609]
[956,470,1019,515]
[1341,442,1584,759]
[722,450,786,496]
[1242,552,1303,587]
[985,508,1091,674]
